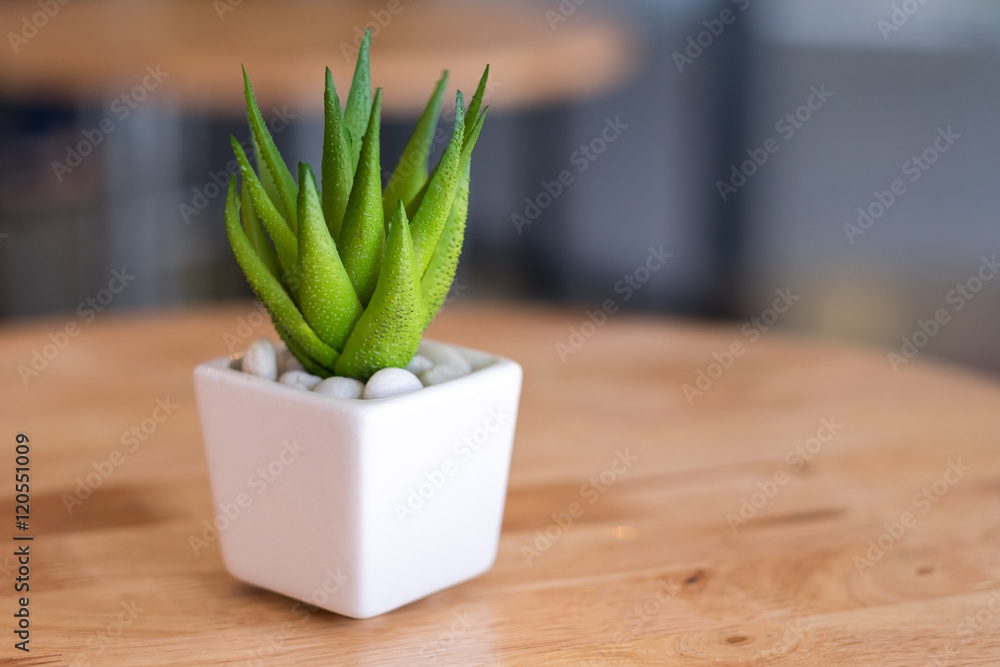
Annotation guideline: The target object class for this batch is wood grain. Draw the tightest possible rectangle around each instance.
[0,0,638,115]
[1,303,999,665]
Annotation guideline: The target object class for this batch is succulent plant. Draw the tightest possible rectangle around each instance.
[224,31,488,382]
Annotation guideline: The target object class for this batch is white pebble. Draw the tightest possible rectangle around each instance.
[419,364,471,387]
[277,347,305,375]
[313,376,365,399]
[242,338,277,381]
[405,354,433,375]
[363,368,423,399]
[418,341,472,375]
[278,370,323,391]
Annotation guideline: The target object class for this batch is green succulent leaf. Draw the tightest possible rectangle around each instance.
[240,179,281,280]
[230,136,298,290]
[224,175,338,371]
[409,91,466,278]
[415,101,486,314]
[420,163,470,327]
[335,201,423,381]
[339,89,386,306]
[251,134,281,211]
[243,67,299,231]
[414,103,486,325]
[382,70,449,220]
[464,66,489,145]
[296,163,364,352]
[321,67,354,242]
[460,109,487,172]
[344,29,373,171]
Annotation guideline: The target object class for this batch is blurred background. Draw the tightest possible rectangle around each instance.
[1,0,998,373]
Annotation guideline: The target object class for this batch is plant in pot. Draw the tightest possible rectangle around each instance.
[193,32,522,619]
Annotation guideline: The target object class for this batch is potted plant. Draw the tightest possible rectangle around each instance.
[193,32,522,619]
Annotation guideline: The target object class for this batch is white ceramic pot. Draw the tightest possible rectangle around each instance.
[193,340,522,618]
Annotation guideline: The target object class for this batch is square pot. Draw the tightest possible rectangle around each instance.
[193,340,522,618]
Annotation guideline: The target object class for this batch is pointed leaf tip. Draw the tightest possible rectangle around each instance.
[383,71,450,219]
[243,68,299,230]
[345,29,374,171]
[322,65,354,241]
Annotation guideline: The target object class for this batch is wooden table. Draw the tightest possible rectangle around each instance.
[0,0,638,115]
[2,304,999,665]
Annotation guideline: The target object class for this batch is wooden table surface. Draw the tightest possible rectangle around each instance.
[0,0,638,115]
[2,303,1000,665]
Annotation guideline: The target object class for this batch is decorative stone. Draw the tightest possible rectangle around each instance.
[363,368,423,400]
[418,340,472,375]
[418,364,471,387]
[278,370,323,391]
[405,354,433,375]
[314,376,365,399]
[277,347,305,375]
[242,337,277,381]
